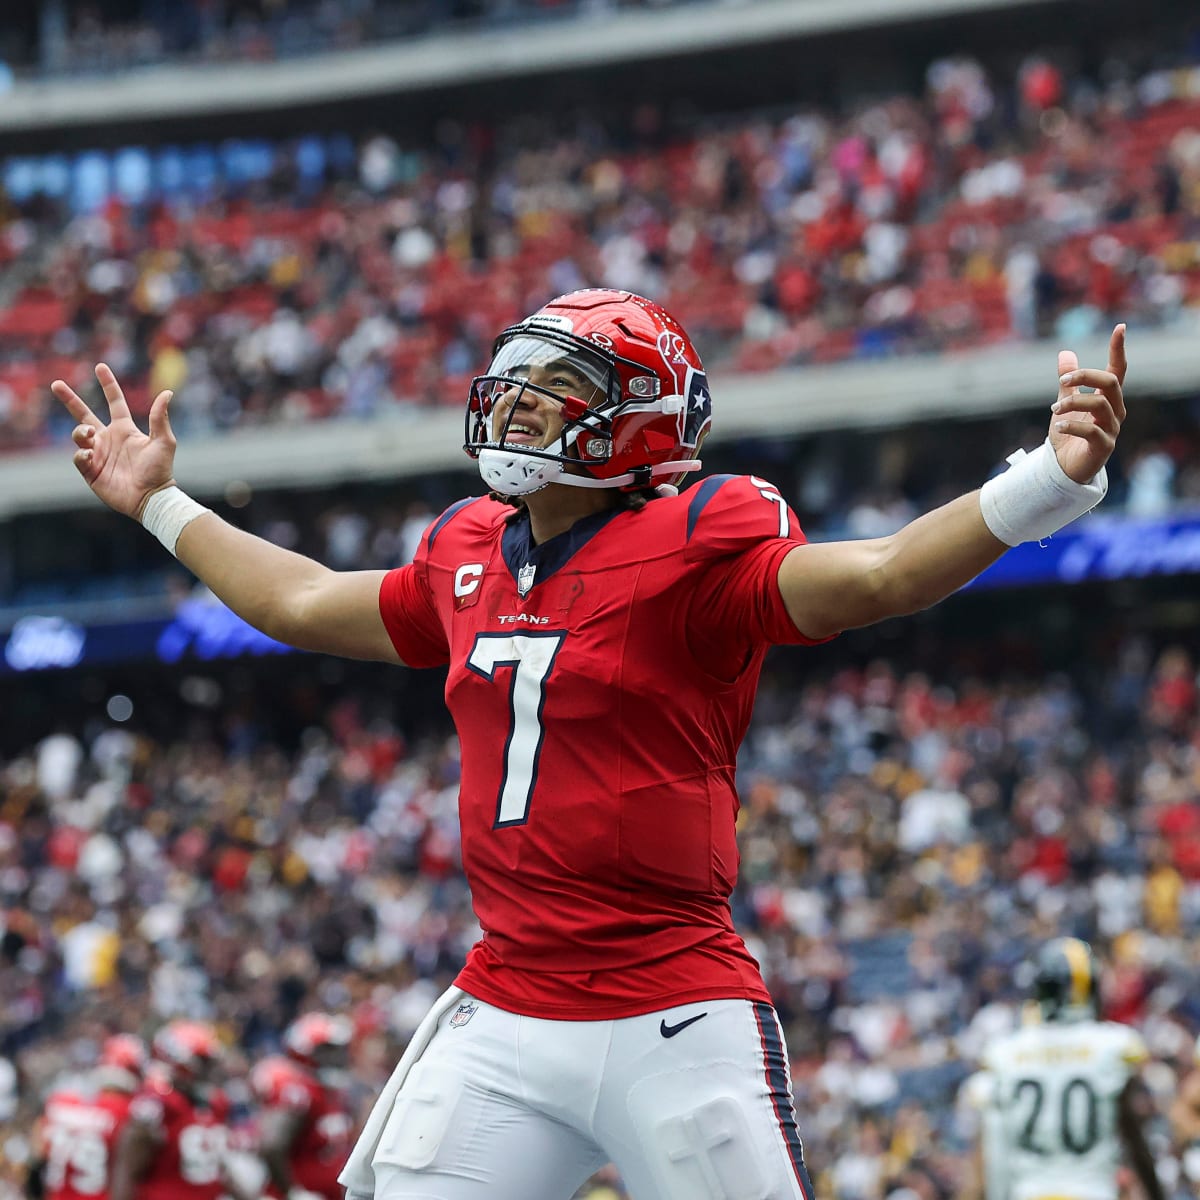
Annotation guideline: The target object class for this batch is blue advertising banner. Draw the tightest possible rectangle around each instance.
[965,510,1200,591]
[4,511,1199,673]
[1,599,294,675]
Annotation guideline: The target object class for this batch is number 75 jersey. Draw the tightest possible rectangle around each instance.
[978,1019,1149,1200]
[379,475,824,1020]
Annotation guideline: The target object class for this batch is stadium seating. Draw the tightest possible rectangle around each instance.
[0,53,1197,453]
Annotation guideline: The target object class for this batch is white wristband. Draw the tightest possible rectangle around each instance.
[139,486,211,555]
[979,439,1108,547]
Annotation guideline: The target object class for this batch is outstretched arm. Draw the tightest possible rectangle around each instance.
[778,326,1127,640]
[51,366,403,664]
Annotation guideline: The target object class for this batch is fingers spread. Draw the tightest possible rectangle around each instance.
[95,363,132,422]
[51,380,102,429]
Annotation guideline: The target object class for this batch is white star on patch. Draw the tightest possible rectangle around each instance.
[691,388,709,411]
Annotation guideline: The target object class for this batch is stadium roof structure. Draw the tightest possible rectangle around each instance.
[0,0,1068,130]
[3,326,1195,518]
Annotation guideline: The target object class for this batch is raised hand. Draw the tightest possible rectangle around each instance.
[51,365,177,520]
[1050,324,1127,485]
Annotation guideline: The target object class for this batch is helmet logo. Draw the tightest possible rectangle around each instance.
[657,330,688,365]
[586,332,614,349]
[682,369,712,447]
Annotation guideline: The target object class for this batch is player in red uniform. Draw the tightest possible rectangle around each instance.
[28,1034,148,1200]
[54,289,1128,1200]
[108,1020,247,1200]
[250,1012,357,1199]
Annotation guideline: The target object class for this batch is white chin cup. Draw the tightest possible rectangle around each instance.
[477,448,566,495]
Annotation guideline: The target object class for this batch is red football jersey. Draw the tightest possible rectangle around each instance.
[40,1086,131,1200]
[126,1080,228,1200]
[250,1057,354,1199]
[379,474,822,1018]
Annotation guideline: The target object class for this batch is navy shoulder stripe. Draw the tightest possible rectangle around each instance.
[427,497,484,552]
[685,474,737,542]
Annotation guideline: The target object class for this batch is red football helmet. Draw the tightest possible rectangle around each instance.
[151,1020,221,1080]
[100,1033,148,1075]
[465,289,712,495]
[283,1012,353,1066]
[94,1033,148,1093]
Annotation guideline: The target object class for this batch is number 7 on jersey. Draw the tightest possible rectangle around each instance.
[466,631,566,827]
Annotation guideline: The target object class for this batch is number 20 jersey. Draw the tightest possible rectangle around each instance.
[979,1019,1148,1200]
[379,475,823,1020]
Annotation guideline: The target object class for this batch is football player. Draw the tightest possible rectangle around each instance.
[28,1034,148,1200]
[250,1012,357,1200]
[973,938,1163,1200]
[108,1020,250,1200]
[54,291,1127,1200]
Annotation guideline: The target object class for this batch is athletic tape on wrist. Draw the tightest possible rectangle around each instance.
[139,486,211,555]
[979,439,1108,547]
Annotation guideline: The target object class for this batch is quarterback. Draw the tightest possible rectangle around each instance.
[53,290,1127,1200]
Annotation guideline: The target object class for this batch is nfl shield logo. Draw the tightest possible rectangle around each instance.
[517,562,537,597]
[450,1001,478,1029]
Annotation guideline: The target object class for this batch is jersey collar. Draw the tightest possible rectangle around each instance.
[500,507,623,595]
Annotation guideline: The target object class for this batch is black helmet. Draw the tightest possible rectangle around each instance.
[1032,937,1100,1023]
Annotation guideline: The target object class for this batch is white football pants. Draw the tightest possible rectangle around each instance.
[352,990,814,1200]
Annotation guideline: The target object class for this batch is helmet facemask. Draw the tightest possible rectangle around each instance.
[465,324,699,496]
[466,329,618,495]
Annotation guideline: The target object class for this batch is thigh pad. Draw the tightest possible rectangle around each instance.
[373,1061,468,1173]
[647,1094,773,1200]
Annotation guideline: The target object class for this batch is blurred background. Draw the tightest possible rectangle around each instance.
[0,0,1199,1196]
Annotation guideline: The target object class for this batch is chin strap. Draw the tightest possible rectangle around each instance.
[553,460,702,489]
[477,446,700,496]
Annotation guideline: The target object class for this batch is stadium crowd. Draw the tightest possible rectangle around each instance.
[0,616,1198,1197]
[1,32,1199,451]
[2,7,1200,1198]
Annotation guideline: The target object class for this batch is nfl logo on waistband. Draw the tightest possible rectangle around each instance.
[517,562,537,597]
[450,1001,479,1028]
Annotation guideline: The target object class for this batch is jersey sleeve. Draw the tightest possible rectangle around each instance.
[683,475,834,654]
[960,1068,997,1110]
[378,515,452,669]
